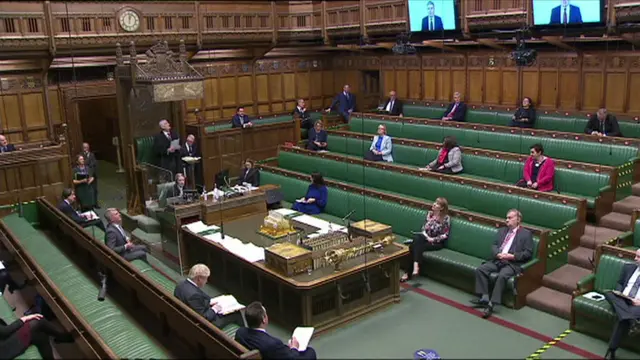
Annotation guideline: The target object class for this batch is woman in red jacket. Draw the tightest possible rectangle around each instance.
[518,143,555,192]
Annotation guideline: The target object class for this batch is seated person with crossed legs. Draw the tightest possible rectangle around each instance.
[57,188,106,231]
[235,301,317,360]
[174,264,243,329]
[470,209,533,319]
[104,208,148,262]
[400,197,450,282]
[603,249,640,360]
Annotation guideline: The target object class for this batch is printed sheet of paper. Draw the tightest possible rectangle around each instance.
[211,295,245,315]
[291,327,314,351]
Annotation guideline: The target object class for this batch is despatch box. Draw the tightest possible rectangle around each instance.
[265,242,312,277]
[349,219,392,241]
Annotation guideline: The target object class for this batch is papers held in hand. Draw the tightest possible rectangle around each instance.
[80,210,99,220]
[170,139,182,150]
[211,295,245,315]
[292,327,314,351]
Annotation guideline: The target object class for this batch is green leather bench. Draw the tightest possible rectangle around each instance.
[134,136,155,165]
[276,151,578,232]
[0,296,42,359]
[402,104,640,139]
[572,250,640,351]
[615,219,640,250]
[350,116,639,167]
[80,225,241,338]
[261,170,541,308]
[326,134,611,209]
[1,214,171,359]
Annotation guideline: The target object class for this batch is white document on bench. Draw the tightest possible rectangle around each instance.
[211,295,245,315]
[582,291,605,301]
[291,327,314,351]
[184,221,208,233]
[80,210,98,220]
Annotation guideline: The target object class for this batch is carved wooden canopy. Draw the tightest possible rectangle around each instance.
[116,40,204,103]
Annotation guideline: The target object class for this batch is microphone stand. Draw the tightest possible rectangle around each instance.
[341,209,356,241]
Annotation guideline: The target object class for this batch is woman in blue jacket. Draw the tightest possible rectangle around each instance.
[292,172,328,215]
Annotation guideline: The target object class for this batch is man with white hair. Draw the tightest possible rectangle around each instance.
[152,119,180,176]
[181,134,201,183]
[585,108,622,137]
[174,264,241,328]
[104,208,147,262]
[442,92,467,122]
[0,134,16,153]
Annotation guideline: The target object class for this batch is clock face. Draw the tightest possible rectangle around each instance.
[119,10,140,32]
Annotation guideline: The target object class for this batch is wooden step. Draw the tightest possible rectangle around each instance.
[525,287,572,319]
[580,224,623,249]
[599,212,632,232]
[612,196,640,216]
[542,264,592,294]
[568,246,596,270]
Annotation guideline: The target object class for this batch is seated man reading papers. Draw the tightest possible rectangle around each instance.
[174,264,244,329]
[235,301,317,360]
[57,188,105,231]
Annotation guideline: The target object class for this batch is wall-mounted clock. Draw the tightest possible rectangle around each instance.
[118,9,140,32]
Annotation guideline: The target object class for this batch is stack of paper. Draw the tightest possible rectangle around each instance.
[241,243,265,262]
[291,327,314,351]
[80,210,99,220]
[211,294,245,315]
[292,214,330,230]
[204,235,265,263]
[274,208,298,217]
[184,221,208,233]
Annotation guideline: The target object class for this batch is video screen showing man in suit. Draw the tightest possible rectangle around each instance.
[381,90,404,117]
[325,85,356,121]
[0,135,16,153]
[232,107,253,128]
[152,119,180,178]
[421,1,444,31]
[549,0,582,24]
[104,208,147,262]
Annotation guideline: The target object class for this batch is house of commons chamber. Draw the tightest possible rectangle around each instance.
[6,0,640,359]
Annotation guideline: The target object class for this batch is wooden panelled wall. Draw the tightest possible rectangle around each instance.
[184,56,360,123]
[0,76,63,144]
[336,52,640,115]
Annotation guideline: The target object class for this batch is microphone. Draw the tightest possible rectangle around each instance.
[341,209,356,222]
[342,209,356,241]
[97,272,107,301]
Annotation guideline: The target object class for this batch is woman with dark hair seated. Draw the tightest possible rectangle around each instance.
[292,172,328,215]
[517,143,555,192]
[423,136,463,174]
[400,197,450,282]
[510,97,536,128]
[1,313,74,359]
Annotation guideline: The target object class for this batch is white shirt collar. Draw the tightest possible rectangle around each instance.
[253,328,267,332]
[187,278,198,287]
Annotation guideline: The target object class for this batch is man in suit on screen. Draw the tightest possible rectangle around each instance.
[421,1,444,31]
[549,0,582,24]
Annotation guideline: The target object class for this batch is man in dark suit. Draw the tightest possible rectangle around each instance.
[180,134,202,185]
[152,119,180,178]
[82,142,100,208]
[442,92,467,121]
[603,249,640,360]
[0,135,16,153]
[232,107,253,128]
[172,173,187,198]
[470,209,533,319]
[174,264,242,329]
[421,1,444,31]
[57,188,105,231]
[235,301,317,360]
[104,208,147,262]
[293,99,313,130]
[381,90,404,117]
[549,0,582,24]
[326,84,356,121]
[237,159,260,187]
[585,108,622,137]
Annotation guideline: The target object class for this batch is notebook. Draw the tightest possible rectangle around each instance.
[211,295,245,315]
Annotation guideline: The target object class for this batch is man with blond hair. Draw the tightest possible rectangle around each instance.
[174,264,241,328]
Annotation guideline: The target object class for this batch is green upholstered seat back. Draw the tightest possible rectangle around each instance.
[134,136,155,165]
[594,254,635,292]
[402,105,447,119]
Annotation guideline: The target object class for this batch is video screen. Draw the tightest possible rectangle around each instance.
[532,0,603,26]
[408,0,458,32]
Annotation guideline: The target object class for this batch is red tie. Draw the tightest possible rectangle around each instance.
[449,104,458,117]
[500,230,516,252]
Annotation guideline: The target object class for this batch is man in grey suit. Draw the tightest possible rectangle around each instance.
[104,208,147,262]
[470,209,533,318]
[603,249,640,360]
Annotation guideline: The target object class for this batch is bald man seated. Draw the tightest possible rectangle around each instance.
[0,135,16,153]
[381,91,404,117]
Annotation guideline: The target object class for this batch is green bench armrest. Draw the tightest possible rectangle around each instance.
[562,218,578,228]
[519,258,539,272]
[577,273,596,290]
[599,185,612,193]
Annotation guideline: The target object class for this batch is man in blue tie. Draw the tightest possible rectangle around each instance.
[604,249,640,359]
[326,85,356,122]
[549,0,582,24]
[420,1,444,32]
